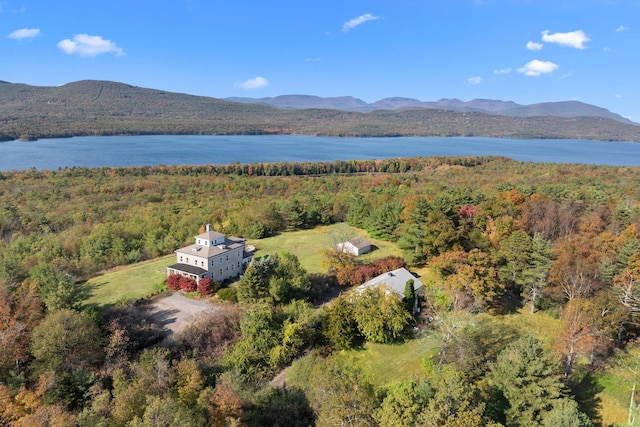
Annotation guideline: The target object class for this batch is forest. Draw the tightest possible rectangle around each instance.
[1,155,640,426]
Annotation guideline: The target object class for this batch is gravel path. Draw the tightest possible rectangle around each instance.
[148,292,219,337]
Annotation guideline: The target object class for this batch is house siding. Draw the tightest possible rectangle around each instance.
[168,226,252,283]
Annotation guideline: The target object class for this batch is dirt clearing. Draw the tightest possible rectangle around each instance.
[148,292,220,337]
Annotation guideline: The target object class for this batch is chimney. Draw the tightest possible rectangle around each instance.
[206,224,212,232]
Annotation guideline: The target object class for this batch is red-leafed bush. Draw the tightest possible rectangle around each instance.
[336,267,358,286]
[336,256,406,287]
[179,276,197,293]
[167,274,182,291]
[371,256,405,275]
[197,278,219,296]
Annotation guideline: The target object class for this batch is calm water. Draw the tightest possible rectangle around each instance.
[1,135,640,171]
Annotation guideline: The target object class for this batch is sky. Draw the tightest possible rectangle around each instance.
[2,1,639,122]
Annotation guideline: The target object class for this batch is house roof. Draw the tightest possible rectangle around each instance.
[168,263,208,276]
[347,236,371,249]
[196,230,226,241]
[357,267,424,299]
[176,237,245,258]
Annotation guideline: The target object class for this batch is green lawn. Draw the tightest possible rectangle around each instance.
[248,223,402,274]
[338,339,434,387]
[80,223,402,307]
[286,337,432,390]
[82,256,174,307]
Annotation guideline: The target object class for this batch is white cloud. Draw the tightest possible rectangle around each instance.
[467,76,482,85]
[541,30,590,49]
[57,34,125,57]
[493,67,511,75]
[342,13,380,32]
[518,59,558,77]
[526,41,543,51]
[616,25,629,32]
[8,28,40,40]
[236,76,269,90]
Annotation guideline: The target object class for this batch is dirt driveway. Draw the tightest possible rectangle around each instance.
[148,292,220,337]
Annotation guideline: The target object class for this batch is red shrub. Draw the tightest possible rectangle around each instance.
[179,276,197,293]
[197,278,218,296]
[167,274,182,291]
[371,256,405,275]
[336,267,359,286]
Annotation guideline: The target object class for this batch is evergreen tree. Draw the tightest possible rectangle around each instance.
[541,398,592,427]
[365,201,402,241]
[416,365,487,427]
[322,295,361,350]
[404,279,417,313]
[521,234,553,314]
[397,197,431,266]
[491,335,568,426]
[236,264,268,303]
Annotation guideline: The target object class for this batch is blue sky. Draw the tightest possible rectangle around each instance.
[2,0,639,121]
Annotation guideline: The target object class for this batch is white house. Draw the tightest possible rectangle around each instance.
[336,236,371,256]
[355,267,424,313]
[166,224,253,283]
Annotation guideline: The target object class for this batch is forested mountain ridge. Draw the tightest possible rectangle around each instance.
[2,79,640,142]
[227,94,635,125]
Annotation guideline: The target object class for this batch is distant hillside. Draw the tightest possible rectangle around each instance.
[2,80,640,142]
[228,95,635,124]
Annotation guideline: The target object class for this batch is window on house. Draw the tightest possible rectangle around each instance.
[180,256,183,262]
[220,269,222,275]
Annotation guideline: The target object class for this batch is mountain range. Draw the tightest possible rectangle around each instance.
[1,80,639,142]
[225,95,635,125]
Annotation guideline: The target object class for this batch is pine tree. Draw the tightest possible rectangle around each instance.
[404,279,416,314]
[236,265,268,303]
[491,335,568,426]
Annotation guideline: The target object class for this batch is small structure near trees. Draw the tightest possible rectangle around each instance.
[336,237,372,256]
[355,267,424,314]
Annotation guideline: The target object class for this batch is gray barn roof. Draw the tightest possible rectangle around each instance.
[357,267,424,298]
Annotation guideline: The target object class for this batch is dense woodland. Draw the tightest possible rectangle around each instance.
[2,80,640,142]
[1,155,640,426]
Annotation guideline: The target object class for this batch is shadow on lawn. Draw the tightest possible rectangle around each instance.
[571,367,604,426]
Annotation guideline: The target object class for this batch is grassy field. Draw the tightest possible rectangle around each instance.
[248,223,403,274]
[338,338,435,387]
[80,223,403,307]
[286,337,433,391]
[82,256,174,307]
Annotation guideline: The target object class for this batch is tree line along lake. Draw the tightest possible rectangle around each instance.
[2,135,640,171]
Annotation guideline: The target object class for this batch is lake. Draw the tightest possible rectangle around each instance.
[1,135,640,171]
